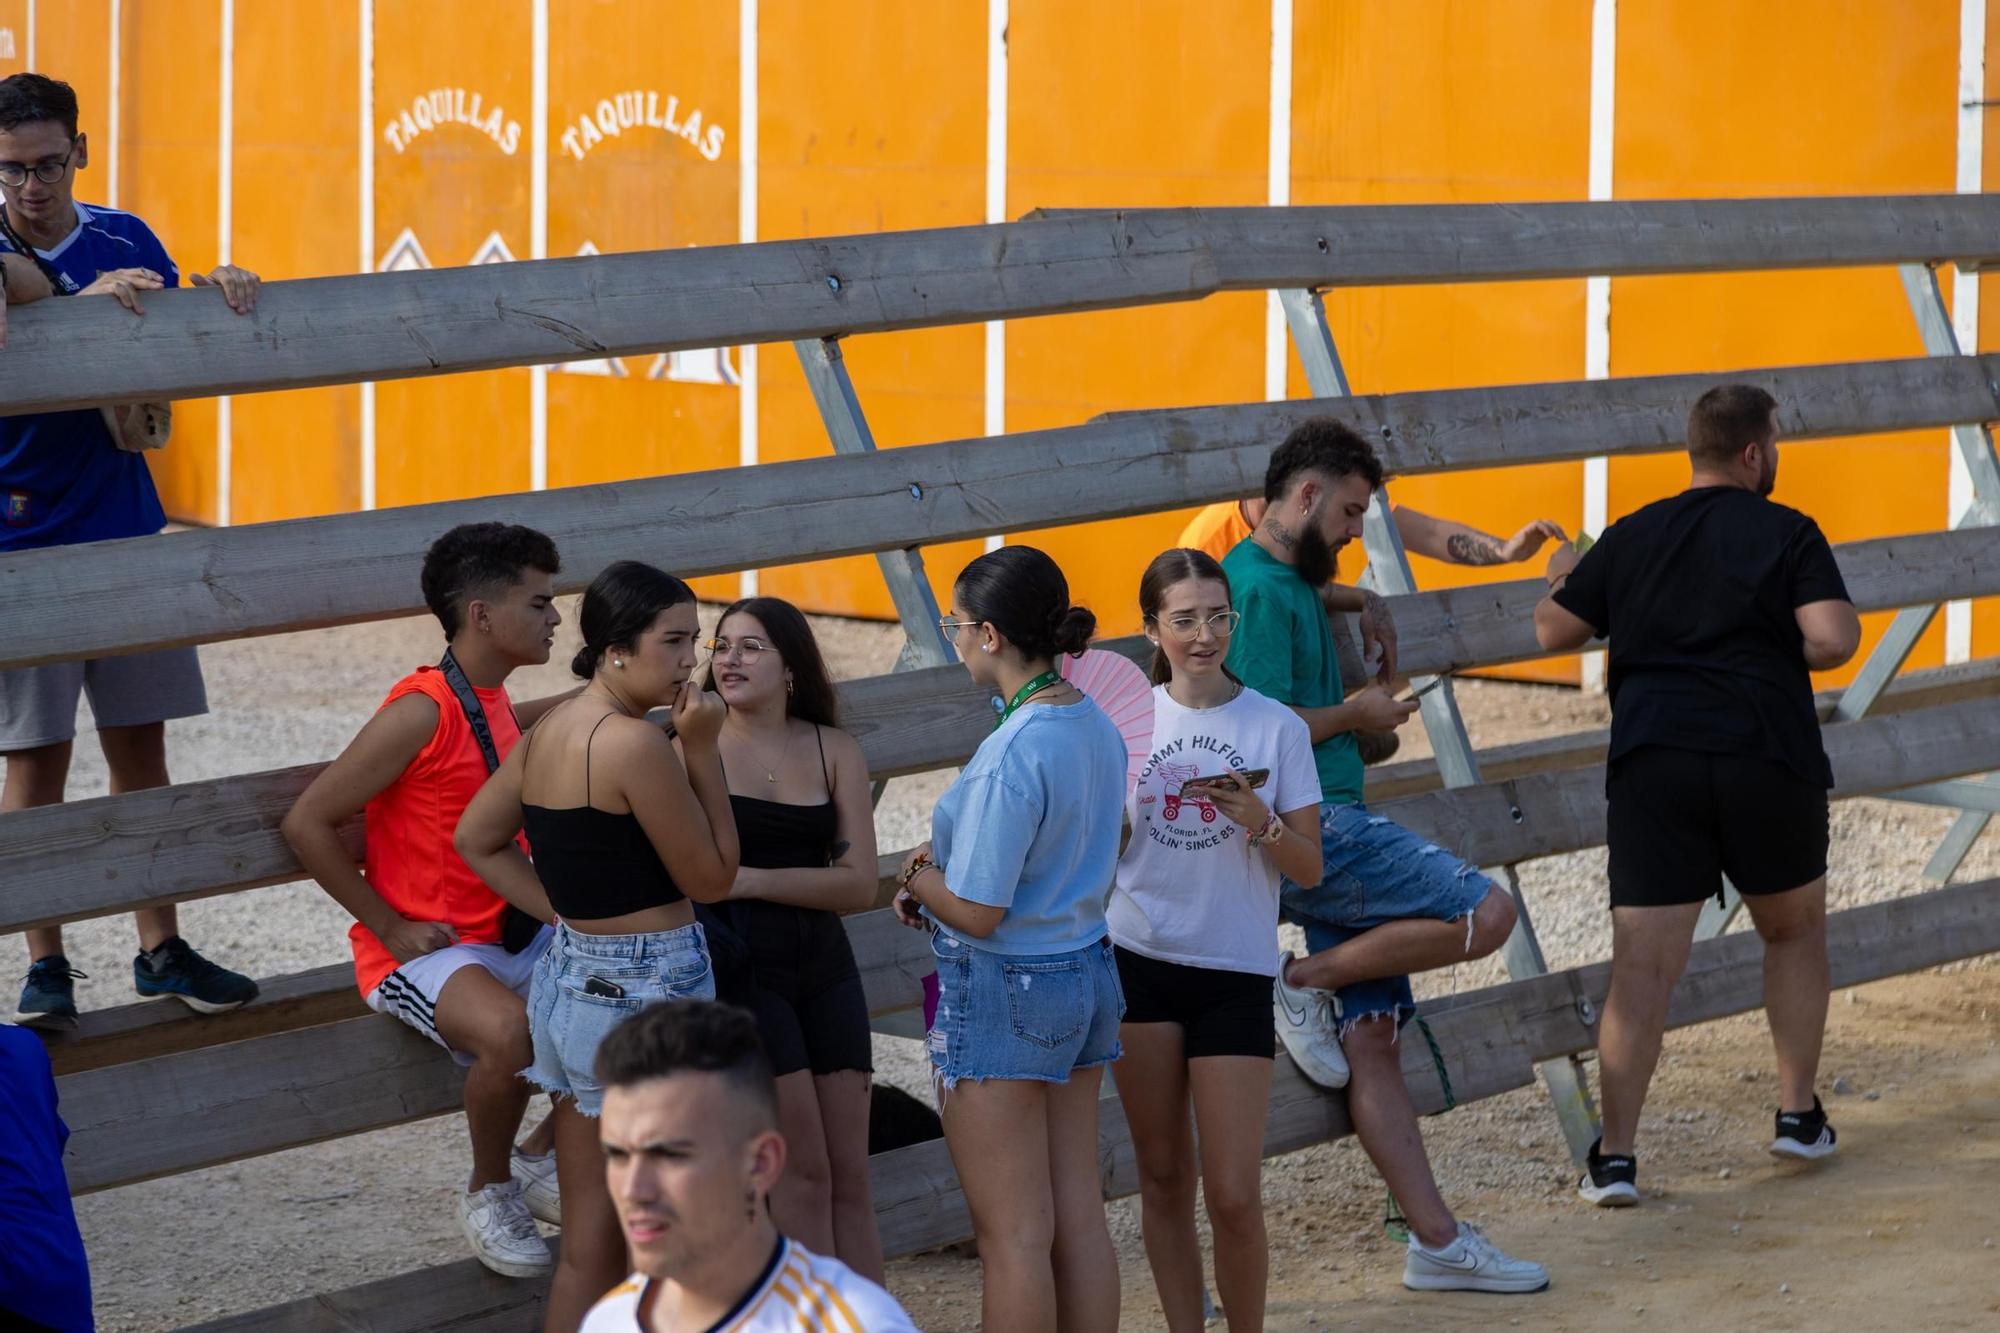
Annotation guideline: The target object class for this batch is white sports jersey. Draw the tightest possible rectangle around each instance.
[580,1237,918,1332]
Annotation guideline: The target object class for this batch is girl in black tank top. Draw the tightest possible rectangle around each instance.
[457,561,742,1330]
[700,597,887,1281]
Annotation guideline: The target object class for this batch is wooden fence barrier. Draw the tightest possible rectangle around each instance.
[0,195,1993,1327]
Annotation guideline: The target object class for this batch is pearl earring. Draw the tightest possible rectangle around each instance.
[613,658,624,669]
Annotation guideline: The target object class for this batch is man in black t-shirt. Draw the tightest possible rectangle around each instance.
[1534,383,1861,1208]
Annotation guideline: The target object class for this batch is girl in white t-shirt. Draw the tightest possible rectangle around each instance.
[1108,548,1323,1333]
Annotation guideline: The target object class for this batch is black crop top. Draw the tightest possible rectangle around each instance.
[727,726,840,870]
[521,713,684,920]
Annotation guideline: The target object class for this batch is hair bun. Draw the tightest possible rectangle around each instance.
[570,644,600,679]
[1051,605,1096,657]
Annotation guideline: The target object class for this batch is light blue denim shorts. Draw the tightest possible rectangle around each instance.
[524,920,714,1116]
[926,931,1125,1092]
[1279,802,1493,1030]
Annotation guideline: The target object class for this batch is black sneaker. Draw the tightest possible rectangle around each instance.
[1578,1137,1639,1207]
[1770,1096,1837,1160]
[133,937,260,1013]
[13,955,87,1029]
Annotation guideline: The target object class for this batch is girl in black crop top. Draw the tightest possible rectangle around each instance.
[698,597,886,1281]
[456,561,740,1332]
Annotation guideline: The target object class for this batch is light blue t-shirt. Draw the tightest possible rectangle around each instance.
[928,695,1128,955]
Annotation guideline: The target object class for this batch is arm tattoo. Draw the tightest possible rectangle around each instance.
[1360,588,1393,627]
[1445,531,1506,566]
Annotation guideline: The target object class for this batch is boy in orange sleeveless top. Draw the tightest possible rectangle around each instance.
[283,523,576,1279]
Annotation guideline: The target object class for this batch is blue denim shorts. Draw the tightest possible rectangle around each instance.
[927,932,1125,1091]
[524,920,715,1116]
[1279,803,1493,1029]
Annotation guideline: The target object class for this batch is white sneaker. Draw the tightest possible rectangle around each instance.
[1403,1221,1549,1294]
[459,1180,554,1278]
[1273,949,1349,1089]
[511,1148,562,1226]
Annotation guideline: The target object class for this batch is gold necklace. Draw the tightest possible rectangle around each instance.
[733,719,792,783]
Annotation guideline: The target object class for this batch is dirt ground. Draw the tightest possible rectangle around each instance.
[888,965,2000,1332]
[28,603,1999,1330]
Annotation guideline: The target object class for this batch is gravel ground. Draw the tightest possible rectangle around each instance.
[25,605,1998,1329]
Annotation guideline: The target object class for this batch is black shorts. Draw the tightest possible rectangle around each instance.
[1112,944,1274,1060]
[1606,745,1830,909]
[699,901,873,1078]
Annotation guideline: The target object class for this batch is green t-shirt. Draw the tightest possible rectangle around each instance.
[1220,537,1364,806]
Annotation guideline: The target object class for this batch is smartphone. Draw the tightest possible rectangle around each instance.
[1397,676,1446,704]
[1181,768,1271,793]
[582,974,627,999]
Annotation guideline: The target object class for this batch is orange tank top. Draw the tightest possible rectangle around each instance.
[352,666,526,996]
[1179,500,1359,583]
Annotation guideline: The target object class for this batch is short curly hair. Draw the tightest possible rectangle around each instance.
[1263,418,1384,503]
[419,523,560,638]
[594,1000,778,1128]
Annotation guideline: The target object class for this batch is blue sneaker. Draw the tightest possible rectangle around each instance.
[14,956,87,1029]
[134,937,259,1013]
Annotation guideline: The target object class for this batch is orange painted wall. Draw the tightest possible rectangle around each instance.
[754,0,988,623]
[544,0,741,601]
[228,2,361,523]
[1612,0,1959,688]
[0,2,25,79]
[371,0,532,509]
[14,1,1985,683]
[1292,0,1592,683]
[1005,0,1268,637]
[119,0,223,525]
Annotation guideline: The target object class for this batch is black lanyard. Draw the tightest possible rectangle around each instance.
[436,649,539,952]
[0,204,76,294]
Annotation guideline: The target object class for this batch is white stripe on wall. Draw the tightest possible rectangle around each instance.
[738,0,759,594]
[358,0,376,510]
[528,0,549,493]
[215,0,235,527]
[1580,0,1616,692]
[1264,0,1293,404]
[983,0,1008,554]
[1947,0,1984,664]
[106,0,120,206]
[23,0,32,69]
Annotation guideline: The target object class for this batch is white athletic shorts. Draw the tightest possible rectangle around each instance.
[366,926,553,1067]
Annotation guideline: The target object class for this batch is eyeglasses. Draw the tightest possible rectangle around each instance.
[0,146,75,189]
[703,636,776,661]
[1152,610,1241,642]
[937,616,982,634]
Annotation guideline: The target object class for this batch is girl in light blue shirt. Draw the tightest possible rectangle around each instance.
[892,545,1127,1333]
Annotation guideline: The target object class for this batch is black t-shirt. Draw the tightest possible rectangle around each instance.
[1552,486,1851,787]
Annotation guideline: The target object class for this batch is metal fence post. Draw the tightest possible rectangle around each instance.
[1278,289,1603,1163]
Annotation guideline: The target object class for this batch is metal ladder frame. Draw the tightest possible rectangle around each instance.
[1278,288,1604,1163]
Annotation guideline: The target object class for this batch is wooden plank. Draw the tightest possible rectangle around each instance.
[6,560,1994,940]
[8,354,2000,671]
[174,876,2000,1331]
[10,196,2000,417]
[40,963,363,1077]
[60,1014,466,1194]
[183,1244,554,1332]
[1362,656,2000,801]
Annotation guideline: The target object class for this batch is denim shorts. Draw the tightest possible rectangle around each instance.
[524,920,714,1116]
[927,932,1124,1091]
[1279,803,1493,1030]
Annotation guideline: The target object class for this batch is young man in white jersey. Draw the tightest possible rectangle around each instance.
[582,1001,917,1333]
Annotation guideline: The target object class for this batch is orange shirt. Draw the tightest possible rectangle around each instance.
[353,666,525,996]
[1178,501,1358,582]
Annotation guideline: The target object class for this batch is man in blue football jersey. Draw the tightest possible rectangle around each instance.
[0,72,263,1028]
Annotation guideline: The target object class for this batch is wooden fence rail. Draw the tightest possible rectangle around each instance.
[51,691,2000,1196]
[2,195,1996,417]
[5,527,1997,940]
[7,353,2000,670]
